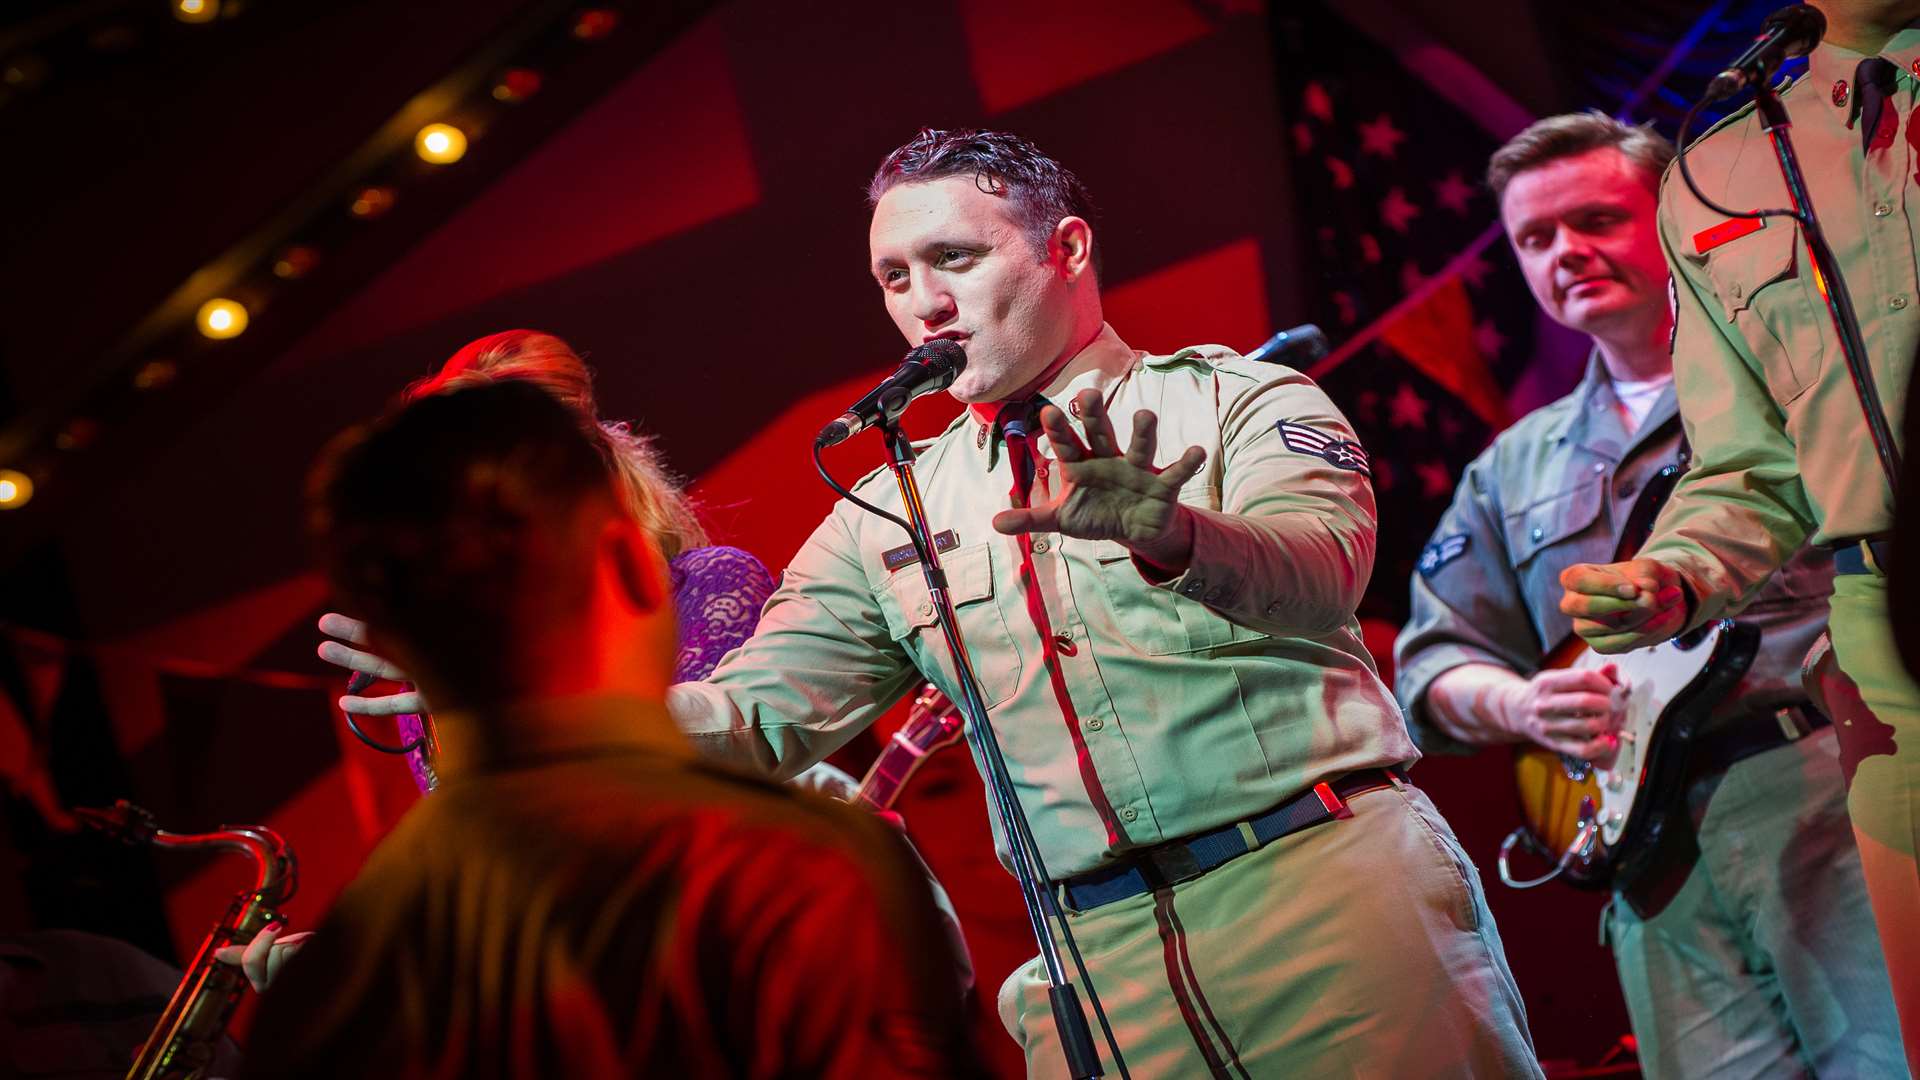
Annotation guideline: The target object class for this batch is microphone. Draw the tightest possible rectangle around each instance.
[1705,4,1825,101]
[1245,323,1329,367]
[815,339,967,447]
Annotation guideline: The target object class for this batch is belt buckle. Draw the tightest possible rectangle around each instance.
[1313,780,1355,820]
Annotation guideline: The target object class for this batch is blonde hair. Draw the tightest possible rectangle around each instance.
[1486,110,1675,202]
[407,330,708,558]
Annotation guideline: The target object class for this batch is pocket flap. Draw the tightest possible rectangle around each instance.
[1704,221,1797,320]
[1503,479,1604,566]
[878,542,995,638]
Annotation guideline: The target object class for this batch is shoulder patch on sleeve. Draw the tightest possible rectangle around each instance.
[1417,533,1469,577]
[1277,420,1371,476]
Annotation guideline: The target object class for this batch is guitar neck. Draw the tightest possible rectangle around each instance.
[854,686,962,812]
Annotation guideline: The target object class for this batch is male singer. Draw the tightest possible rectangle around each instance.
[664,128,1539,1076]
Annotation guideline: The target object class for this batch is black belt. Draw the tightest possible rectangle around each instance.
[1830,536,1892,575]
[1057,767,1405,912]
[1692,703,1830,778]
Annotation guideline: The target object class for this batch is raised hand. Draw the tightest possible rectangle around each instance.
[1558,558,1688,654]
[316,613,429,717]
[990,388,1206,569]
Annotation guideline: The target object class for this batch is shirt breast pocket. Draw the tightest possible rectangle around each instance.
[1089,539,1270,655]
[1703,222,1824,406]
[1502,477,1605,578]
[873,542,1021,706]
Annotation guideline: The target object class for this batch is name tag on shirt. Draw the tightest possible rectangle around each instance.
[882,530,959,572]
[1691,216,1765,255]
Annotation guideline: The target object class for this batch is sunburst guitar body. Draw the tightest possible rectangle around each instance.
[1500,461,1759,891]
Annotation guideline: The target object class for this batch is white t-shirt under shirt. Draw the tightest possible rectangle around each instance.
[1611,374,1672,435]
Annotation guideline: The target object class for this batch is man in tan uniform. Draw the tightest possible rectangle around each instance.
[1401,112,1902,1076]
[661,129,1539,1077]
[1559,0,1920,1063]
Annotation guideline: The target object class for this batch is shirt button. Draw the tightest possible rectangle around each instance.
[1618,481,1637,498]
[1119,807,1138,822]
[1530,526,1544,542]
[1876,202,1894,217]
[1592,463,1605,474]
[916,600,934,618]
[1031,538,1050,554]
[1730,282,1743,299]
[1893,296,1909,310]
[1085,716,1104,731]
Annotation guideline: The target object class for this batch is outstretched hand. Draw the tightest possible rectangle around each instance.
[990,388,1206,569]
[317,613,429,717]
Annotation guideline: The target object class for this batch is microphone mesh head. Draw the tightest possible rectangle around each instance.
[908,338,968,372]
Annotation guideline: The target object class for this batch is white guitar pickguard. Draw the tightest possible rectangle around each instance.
[1568,623,1723,848]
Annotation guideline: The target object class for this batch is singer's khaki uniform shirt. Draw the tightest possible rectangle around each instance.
[670,325,1540,1075]
[670,323,1416,878]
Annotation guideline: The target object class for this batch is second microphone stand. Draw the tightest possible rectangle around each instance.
[877,420,1126,1080]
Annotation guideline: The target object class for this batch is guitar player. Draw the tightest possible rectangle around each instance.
[1394,112,1905,1077]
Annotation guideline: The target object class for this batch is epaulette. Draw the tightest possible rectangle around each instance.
[846,412,966,493]
[1145,344,1242,370]
[1678,69,1805,153]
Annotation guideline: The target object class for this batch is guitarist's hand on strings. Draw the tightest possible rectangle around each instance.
[1558,557,1690,654]
[316,612,431,718]
[1495,666,1629,762]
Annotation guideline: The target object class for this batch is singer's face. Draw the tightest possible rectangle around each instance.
[1501,148,1669,341]
[869,176,1074,403]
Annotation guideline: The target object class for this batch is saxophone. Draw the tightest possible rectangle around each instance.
[76,799,298,1080]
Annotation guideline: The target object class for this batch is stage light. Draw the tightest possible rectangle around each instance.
[173,0,219,24]
[492,68,541,103]
[196,298,248,339]
[272,245,319,279]
[350,186,396,218]
[55,418,99,451]
[414,123,467,165]
[0,470,33,510]
[133,359,177,390]
[572,9,618,39]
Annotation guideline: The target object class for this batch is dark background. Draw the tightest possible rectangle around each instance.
[0,1,1794,1073]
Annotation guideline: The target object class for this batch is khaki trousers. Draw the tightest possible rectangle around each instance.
[997,783,1541,1079]
[1822,571,1920,1070]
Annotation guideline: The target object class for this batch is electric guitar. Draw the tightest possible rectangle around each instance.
[1500,463,1759,892]
[855,682,966,811]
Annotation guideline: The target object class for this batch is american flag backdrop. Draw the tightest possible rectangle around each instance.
[1272,2,1544,630]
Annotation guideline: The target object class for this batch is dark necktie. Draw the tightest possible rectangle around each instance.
[997,398,1046,506]
[1853,56,1900,154]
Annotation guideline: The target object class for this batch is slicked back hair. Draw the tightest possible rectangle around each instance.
[1486,110,1675,203]
[868,127,1102,278]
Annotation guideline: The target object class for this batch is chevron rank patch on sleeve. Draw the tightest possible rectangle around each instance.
[1276,420,1372,477]
[1417,533,1469,577]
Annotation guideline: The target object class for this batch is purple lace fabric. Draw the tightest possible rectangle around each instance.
[396,545,775,793]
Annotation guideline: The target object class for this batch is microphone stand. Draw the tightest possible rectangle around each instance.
[874,418,1124,1080]
[1677,76,1902,492]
